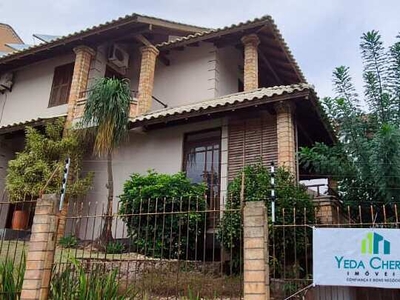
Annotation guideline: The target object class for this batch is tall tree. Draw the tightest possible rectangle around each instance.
[300,31,400,210]
[80,78,131,243]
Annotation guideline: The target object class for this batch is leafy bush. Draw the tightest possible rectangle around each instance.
[6,118,93,202]
[0,254,26,300]
[59,235,78,248]
[106,241,124,254]
[119,171,207,259]
[217,163,314,274]
[50,258,136,300]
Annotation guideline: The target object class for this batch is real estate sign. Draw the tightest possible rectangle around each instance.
[313,228,400,288]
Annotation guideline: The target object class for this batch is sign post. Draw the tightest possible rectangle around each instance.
[270,162,275,223]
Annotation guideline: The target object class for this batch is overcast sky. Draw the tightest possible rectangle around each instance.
[1,0,400,98]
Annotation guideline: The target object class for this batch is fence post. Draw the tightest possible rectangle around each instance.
[21,194,58,300]
[243,201,270,300]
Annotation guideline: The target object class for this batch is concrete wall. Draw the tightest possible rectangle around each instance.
[152,42,218,109]
[73,118,225,239]
[0,42,243,128]
[87,45,107,88]
[215,46,243,97]
[0,54,74,126]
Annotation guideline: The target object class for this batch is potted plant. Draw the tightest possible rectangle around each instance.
[5,118,93,230]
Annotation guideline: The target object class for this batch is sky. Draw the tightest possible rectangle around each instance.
[1,0,400,98]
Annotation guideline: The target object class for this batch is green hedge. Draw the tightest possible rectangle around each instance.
[119,171,207,259]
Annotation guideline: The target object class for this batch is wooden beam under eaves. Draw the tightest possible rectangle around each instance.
[187,42,200,47]
[258,50,282,85]
[134,34,152,47]
[158,54,170,66]
[134,34,170,66]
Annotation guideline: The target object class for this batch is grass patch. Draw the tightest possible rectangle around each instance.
[1,241,243,299]
[135,267,242,299]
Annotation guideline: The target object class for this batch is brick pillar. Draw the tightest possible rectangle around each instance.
[137,45,159,115]
[65,45,95,128]
[241,34,260,91]
[243,201,270,300]
[314,196,344,225]
[275,102,296,175]
[21,194,57,300]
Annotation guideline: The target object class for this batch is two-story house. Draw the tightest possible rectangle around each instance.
[0,13,334,238]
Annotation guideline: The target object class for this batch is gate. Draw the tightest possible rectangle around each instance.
[269,199,400,300]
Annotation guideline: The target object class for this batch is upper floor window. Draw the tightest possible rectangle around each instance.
[48,63,74,107]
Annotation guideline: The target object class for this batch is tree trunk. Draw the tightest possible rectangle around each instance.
[98,150,114,245]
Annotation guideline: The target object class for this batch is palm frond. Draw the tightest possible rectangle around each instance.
[80,78,131,156]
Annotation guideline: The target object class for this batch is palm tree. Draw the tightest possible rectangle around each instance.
[80,77,131,243]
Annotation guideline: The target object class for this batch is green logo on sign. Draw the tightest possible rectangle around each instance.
[361,232,390,255]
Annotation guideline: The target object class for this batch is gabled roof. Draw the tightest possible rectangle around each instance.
[0,13,209,71]
[157,15,306,84]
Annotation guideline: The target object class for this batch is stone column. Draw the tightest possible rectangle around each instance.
[275,102,296,175]
[137,45,159,116]
[65,45,95,128]
[241,34,260,91]
[243,201,270,300]
[21,194,57,300]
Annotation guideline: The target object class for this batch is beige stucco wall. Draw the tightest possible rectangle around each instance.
[87,43,241,113]
[73,118,225,239]
[87,45,107,88]
[152,42,218,109]
[216,46,243,97]
[0,54,74,127]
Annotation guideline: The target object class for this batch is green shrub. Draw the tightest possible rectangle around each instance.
[217,163,314,274]
[119,171,207,259]
[50,258,136,300]
[106,241,124,254]
[59,235,78,248]
[6,118,93,202]
[0,254,26,300]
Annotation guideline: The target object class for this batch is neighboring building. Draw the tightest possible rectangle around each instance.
[0,13,334,238]
[0,23,24,54]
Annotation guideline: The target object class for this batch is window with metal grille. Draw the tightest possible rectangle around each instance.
[48,63,74,107]
[183,129,221,211]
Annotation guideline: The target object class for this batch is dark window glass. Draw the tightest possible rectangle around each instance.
[48,63,74,107]
[238,78,244,92]
[183,129,221,212]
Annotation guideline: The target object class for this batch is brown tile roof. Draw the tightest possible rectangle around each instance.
[0,114,66,134]
[156,15,306,83]
[0,13,208,64]
[132,83,313,123]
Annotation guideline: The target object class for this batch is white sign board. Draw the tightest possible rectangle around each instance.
[313,228,400,289]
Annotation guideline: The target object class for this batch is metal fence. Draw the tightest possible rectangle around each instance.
[270,201,400,300]
[53,197,243,299]
[3,196,400,300]
[0,200,34,300]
